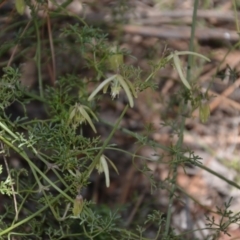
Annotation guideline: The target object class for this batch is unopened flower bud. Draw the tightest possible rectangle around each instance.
[199,103,210,123]
[72,194,83,217]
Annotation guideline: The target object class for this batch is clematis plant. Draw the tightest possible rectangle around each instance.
[68,103,98,133]
[95,155,119,187]
[88,46,137,108]
[88,74,137,108]
[166,51,211,89]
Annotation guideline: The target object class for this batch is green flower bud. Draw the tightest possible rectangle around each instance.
[72,194,83,217]
[15,0,26,15]
[107,47,123,72]
[108,54,123,71]
[199,103,210,123]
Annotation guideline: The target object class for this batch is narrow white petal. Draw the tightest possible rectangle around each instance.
[173,54,191,89]
[100,155,110,187]
[117,75,134,107]
[79,107,97,133]
[88,75,117,101]
[176,51,211,62]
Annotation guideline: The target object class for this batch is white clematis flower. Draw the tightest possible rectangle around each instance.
[96,155,119,188]
[68,103,98,133]
[166,51,211,89]
[88,74,137,108]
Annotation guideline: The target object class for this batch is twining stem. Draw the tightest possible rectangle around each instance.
[0,122,73,203]
[86,105,129,177]
[164,120,185,237]
[0,185,72,237]
[166,0,200,236]
[33,18,43,98]
[186,0,199,82]
[100,118,240,189]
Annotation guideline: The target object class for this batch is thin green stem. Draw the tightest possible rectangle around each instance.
[164,120,186,236]
[0,135,73,202]
[233,0,240,33]
[11,168,50,225]
[193,161,240,189]
[186,0,199,82]
[86,105,129,176]
[33,19,43,98]
[144,60,165,82]
[37,152,70,189]
[101,117,240,190]
[164,1,199,236]
[0,185,72,237]
[100,118,170,152]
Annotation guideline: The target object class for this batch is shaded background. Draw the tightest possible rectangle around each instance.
[1,0,240,239]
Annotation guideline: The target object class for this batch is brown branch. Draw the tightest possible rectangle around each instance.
[123,25,239,42]
[139,10,239,22]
